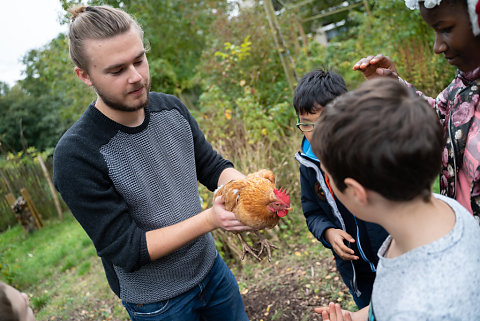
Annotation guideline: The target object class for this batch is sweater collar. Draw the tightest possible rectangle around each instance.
[459,66,480,85]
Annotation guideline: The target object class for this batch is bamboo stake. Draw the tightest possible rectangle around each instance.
[5,193,24,229]
[21,188,44,229]
[363,0,371,16]
[38,155,63,219]
[263,0,298,92]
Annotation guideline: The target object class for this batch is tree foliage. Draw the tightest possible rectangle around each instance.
[0,0,458,156]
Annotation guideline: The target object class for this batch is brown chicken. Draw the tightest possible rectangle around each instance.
[214,169,291,261]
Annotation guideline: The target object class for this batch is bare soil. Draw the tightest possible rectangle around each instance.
[237,241,355,321]
[40,239,354,320]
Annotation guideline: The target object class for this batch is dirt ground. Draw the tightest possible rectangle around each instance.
[41,239,354,321]
[237,242,355,321]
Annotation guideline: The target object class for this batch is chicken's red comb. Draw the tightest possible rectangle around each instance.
[273,187,290,206]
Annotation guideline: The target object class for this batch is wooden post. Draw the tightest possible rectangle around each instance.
[5,193,24,230]
[363,0,371,16]
[38,155,63,219]
[20,188,43,229]
[263,0,298,92]
[294,17,309,56]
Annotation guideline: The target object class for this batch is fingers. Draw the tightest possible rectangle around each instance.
[338,230,355,243]
[218,212,252,231]
[211,198,253,231]
[322,310,330,321]
[344,310,353,321]
[314,307,329,314]
[316,303,351,321]
[318,302,339,321]
[353,54,389,70]
[331,231,359,261]
[353,54,397,80]
[352,55,376,70]
[334,243,359,260]
[376,68,399,79]
[329,302,337,321]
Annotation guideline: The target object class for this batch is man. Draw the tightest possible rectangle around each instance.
[53,5,251,320]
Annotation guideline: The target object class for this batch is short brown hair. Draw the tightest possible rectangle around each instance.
[311,78,444,202]
[67,5,144,71]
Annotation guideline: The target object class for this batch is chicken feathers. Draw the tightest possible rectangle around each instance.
[214,169,291,261]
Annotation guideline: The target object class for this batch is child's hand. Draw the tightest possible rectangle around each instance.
[324,228,359,261]
[353,54,398,80]
[315,302,353,321]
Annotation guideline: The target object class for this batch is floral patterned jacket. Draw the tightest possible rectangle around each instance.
[403,67,480,217]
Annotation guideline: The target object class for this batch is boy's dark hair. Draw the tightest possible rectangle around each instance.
[293,68,347,115]
[311,78,444,202]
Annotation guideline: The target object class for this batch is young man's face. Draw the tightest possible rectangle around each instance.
[80,27,150,112]
[420,1,480,72]
[298,107,323,142]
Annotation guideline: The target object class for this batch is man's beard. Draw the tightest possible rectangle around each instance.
[94,80,151,112]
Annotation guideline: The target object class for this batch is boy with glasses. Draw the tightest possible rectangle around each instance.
[293,69,388,309]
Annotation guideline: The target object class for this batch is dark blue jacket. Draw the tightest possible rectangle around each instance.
[295,138,388,296]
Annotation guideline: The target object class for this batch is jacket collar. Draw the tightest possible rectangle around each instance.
[300,137,319,162]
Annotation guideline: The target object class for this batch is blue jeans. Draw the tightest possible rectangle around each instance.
[122,254,249,321]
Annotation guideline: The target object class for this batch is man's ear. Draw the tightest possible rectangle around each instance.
[75,67,93,87]
[344,178,368,206]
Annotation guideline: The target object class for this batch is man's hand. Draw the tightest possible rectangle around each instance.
[315,303,353,321]
[353,54,398,80]
[324,228,359,261]
[208,196,253,232]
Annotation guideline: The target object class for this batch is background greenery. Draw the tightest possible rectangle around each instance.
[0,0,454,319]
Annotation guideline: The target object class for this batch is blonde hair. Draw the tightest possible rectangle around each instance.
[67,5,144,71]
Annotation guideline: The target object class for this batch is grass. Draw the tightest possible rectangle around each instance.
[0,214,96,288]
[0,208,352,320]
[0,213,129,320]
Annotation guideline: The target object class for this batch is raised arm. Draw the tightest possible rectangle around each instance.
[353,54,399,79]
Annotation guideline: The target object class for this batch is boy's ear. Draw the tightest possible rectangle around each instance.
[75,67,93,87]
[344,178,368,206]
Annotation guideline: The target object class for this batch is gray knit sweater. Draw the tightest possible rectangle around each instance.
[370,194,480,320]
[53,92,233,304]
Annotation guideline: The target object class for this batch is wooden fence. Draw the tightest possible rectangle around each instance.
[0,156,67,232]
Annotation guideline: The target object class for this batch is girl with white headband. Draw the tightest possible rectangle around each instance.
[353,0,480,220]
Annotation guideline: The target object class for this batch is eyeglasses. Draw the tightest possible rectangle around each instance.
[296,121,316,133]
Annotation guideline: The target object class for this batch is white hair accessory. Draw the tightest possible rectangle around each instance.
[404,0,480,36]
[468,0,480,36]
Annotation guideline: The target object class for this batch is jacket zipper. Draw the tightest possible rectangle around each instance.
[448,111,457,198]
[295,152,365,297]
[353,216,376,272]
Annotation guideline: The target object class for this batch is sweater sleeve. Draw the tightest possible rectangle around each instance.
[299,165,337,248]
[169,95,234,191]
[53,134,150,273]
[399,77,451,121]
